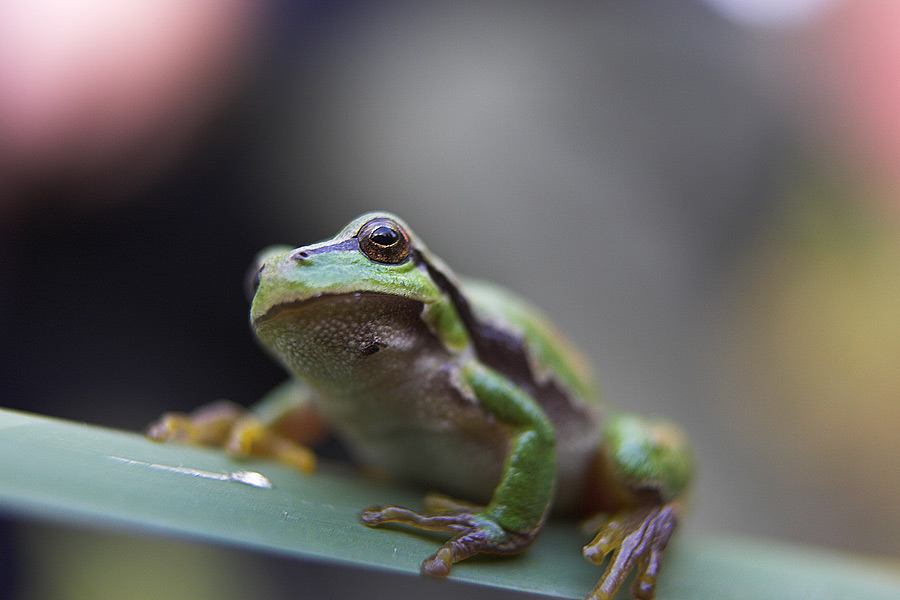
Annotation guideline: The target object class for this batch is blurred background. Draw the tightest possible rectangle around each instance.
[2,0,898,598]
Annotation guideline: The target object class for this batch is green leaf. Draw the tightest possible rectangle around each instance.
[1,407,899,599]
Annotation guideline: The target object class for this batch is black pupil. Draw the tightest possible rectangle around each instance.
[370,226,398,246]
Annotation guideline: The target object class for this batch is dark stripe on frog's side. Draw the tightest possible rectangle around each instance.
[411,249,580,416]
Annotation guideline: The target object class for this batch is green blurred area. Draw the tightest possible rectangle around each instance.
[18,526,275,600]
[723,163,900,552]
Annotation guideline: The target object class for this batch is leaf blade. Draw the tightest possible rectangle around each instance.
[1,407,898,599]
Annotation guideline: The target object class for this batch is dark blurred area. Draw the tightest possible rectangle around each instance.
[2,0,899,598]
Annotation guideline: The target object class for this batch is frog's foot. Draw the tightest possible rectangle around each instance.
[582,502,680,600]
[360,499,537,577]
[224,416,316,473]
[146,400,316,474]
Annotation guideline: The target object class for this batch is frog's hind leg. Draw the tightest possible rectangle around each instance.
[582,412,693,600]
[146,379,324,473]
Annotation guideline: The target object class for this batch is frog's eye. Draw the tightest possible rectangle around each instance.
[358,218,411,264]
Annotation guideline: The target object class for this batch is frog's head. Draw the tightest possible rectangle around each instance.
[248,212,469,384]
[248,212,446,323]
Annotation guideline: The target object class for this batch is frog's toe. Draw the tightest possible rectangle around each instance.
[360,505,475,532]
[225,417,317,474]
[582,502,680,600]
[420,524,503,577]
[146,400,245,445]
[360,505,536,577]
[146,413,193,442]
[359,505,484,576]
[224,418,264,456]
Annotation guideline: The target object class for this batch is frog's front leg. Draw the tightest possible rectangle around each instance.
[361,361,555,576]
[583,412,693,600]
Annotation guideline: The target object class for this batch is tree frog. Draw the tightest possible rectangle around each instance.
[149,212,693,600]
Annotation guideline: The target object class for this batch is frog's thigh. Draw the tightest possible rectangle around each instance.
[597,411,692,504]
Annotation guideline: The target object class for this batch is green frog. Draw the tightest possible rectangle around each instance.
[149,212,693,600]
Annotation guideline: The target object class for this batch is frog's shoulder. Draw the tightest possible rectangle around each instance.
[459,277,599,405]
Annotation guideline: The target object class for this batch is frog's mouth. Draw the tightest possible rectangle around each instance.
[252,291,420,329]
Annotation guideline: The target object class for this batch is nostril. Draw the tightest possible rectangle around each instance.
[292,250,310,262]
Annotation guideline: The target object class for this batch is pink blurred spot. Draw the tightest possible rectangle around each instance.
[807,2,900,190]
[0,0,267,205]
